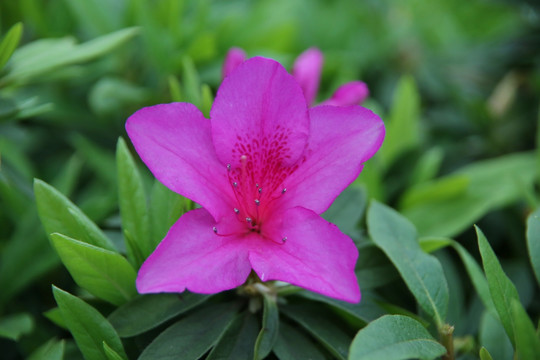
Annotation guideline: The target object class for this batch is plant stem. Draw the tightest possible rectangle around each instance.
[440,323,455,360]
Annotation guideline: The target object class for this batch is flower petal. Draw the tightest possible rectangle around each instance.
[126,102,233,220]
[211,57,309,168]
[249,207,360,303]
[321,81,369,106]
[278,105,385,214]
[292,48,323,105]
[137,208,252,294]
[222,47,246,79]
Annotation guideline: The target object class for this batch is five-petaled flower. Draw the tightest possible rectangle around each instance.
[127,57,384,303]
[223,47,370,107]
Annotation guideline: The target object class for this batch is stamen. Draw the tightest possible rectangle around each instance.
[226,163,231,171]
[254,199,260,206]
[232,182,238,187]
[213,226,218,234]
[258,188,262,194]
[282,236,287,243]
[282,188,287,194]
[246,217,252,223]
[234,208,240,214]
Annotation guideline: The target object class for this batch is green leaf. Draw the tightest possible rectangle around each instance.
[450,241,496,315]
[410,147,443,185]
[103,342,125,360]
[476,226,520,347]
[3,27,139,85]
[349,315,447,360]
[70,134,117,186]
[52,286,127,360]
[479,347,494,360]
[116,137,151,264]
[400,175,469,210]
[273,320,326,360]
[0,213,59,306]
[479,311,513,360]
[50,233,136,306]
[403,152,537,237]
[254,293,279,360]
[28,338,65,360]
[380,75,421,167]
[139,302,240,360]
[297,291,386,325]
[526,207,540,286]
[34,179,116,251]
[150,180,187,246]
[511,298,540,360]
[168,75,183,102]
[418,237,453,253]
[181,56,201,107]
[43,307,66,330]
[367,201,448,328]
[201,83,213,117]
[0,313,34,340]
[108,292,209,337]
[207,313,259,360]
[323,186,367,235]
[281,303,353,360]
[0,22,23,70]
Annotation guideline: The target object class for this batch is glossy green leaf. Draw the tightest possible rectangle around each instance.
[116,137,151,264]
[108,292,209,337]
[281,303,352,360]
[0,313,34,340]
[451,241,496,315]
[0,213,59,306]
[526,207,540,286]
[139,302,240,360]
[403,152,537,237]
[418,237,453,253]
[52,286,127,360]
[43,307,66,330]
[181,56,201,107]
[3,27,139,85]
[50,233,136,306]
[410,147,443,185]
[0,22,23,70]
[103,342,125,360]
[380,75,421,167]
[511,298,540,360]
[323,186,367,235]
[254,293,279,360]
[28,338,65,360]
[400,175,469,210]
[479,311,513,360]
[34,179,115,251]
[476,226,520,346]
[479,347,494,360]
[297,291,386,325]
[367,201,448,327]
[149,180,187,248]
[207,312,259,360]
[349,315,447,360]
[273,320,326,360]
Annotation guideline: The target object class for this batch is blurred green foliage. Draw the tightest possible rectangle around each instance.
[0,0,539,359]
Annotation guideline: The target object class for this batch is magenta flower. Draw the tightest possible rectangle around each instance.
[127,57,384,303]
[223,47,370,107]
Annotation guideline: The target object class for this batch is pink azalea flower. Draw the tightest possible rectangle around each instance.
[222,47,370,107]
[127,57,384,303]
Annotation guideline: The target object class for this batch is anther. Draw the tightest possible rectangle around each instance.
[226,164,231,171]
[282,236,287,243]
[246,217,252,223]
[234,208,240,214]
[254,199,260,206]
[282,188,287,194]
[213,226,218,234]
[258,188,262,194]
[233,182,238,187]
